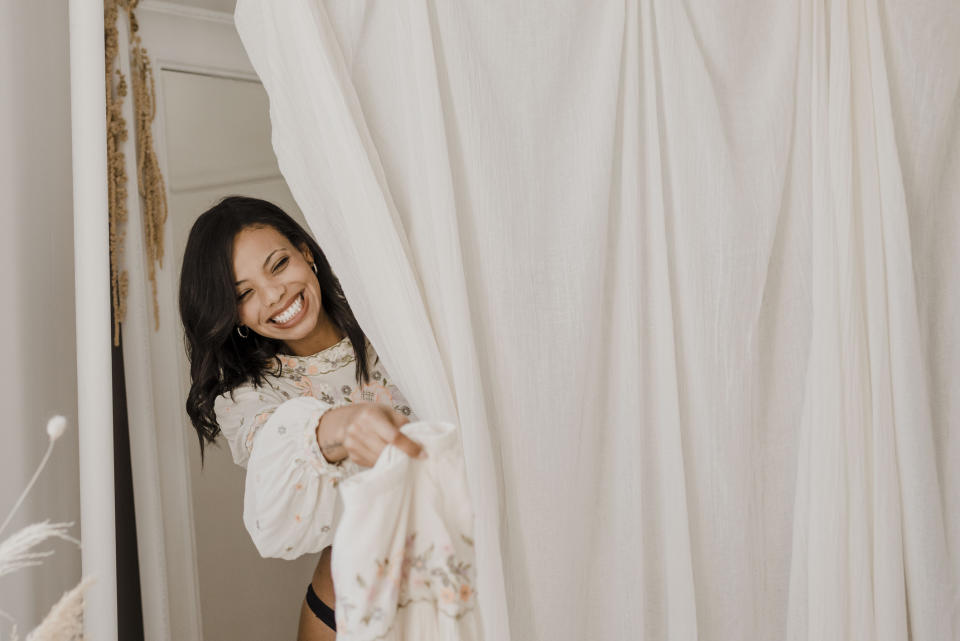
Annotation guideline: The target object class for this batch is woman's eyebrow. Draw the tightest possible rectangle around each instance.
[235,248,285,286]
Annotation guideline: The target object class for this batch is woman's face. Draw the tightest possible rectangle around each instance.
[232,225,327,352]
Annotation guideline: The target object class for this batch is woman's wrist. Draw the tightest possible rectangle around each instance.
[315,407,348,463]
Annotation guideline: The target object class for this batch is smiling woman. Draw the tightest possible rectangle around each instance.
[178,196,423,640]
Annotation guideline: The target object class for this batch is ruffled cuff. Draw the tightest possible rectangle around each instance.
[302,405,360,480]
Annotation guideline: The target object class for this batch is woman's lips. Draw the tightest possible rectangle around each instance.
[269,292,306,327]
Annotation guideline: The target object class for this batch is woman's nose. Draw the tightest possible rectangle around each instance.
[263,282,286,308]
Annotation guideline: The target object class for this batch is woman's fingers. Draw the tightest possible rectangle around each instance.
[344,428,382,467]
[385,408,423,458]
[344,403,425,465]
[390,411,411,429]
[390,432,424,460]
[366,409,423,460]
[355,424,423,463]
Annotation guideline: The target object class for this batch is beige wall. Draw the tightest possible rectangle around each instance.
[0,0,82,632]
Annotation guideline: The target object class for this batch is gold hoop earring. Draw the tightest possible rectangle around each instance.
[236,325,250,339]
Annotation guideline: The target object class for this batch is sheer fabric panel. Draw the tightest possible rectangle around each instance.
[235,1,959,639]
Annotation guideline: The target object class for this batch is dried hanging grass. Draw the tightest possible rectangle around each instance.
[104,0,168,343]
[126,0,167,331]
[105,0,130,346]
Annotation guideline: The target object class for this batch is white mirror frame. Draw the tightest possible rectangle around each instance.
[68,1,118,640]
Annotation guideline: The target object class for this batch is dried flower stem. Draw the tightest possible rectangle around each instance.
[0,440,55,537]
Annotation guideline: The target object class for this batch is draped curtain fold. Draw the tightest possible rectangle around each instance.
[234,1,959,639]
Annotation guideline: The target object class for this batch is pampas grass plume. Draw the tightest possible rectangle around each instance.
[1,416,83,640]
[0,521,78,579]
[25,577,93,641]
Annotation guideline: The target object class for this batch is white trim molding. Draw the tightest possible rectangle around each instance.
[114,14,175,641]
[138,0,234,25]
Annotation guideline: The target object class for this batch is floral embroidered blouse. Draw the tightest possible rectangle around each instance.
[214,336,416,560]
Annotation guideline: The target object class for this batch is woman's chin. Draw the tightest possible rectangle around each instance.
[272,313,323,341]
[270,324,308,341]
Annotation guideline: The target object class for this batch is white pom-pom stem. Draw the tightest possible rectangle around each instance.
[45,416,67,442]
[0,419,64,536]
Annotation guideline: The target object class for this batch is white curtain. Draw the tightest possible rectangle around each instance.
[234,2,959,640]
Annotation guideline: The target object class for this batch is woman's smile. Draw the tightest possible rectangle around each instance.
[269,291,306,327]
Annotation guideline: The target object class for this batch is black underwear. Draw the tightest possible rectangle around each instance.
[306,583,337,631]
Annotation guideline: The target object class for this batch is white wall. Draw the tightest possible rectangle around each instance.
[0,0,82,633]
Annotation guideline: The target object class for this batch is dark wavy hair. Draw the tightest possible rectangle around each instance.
[179,196,370,458]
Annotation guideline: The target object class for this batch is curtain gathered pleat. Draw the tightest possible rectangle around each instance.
[235,1,959,639]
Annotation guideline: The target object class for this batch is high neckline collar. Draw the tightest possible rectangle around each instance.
[277,336,355,373]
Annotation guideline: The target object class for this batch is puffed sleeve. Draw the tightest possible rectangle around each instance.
[215,388,358,559]
[214,384,285,468]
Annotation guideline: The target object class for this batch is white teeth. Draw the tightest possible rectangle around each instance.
[271,294,303,324]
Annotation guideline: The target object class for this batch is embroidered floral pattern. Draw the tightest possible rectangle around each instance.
[213,336,420,560]
[243,401,278,453]
[278,336,355,375]
[337,532,477,631]
[342,376,412,417]
[229,338,415,459]
[349,381,393,405]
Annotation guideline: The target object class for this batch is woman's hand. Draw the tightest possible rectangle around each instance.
[315,402,422,467]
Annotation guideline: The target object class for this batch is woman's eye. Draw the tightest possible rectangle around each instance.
[236,290,251,302]
[273,257,289,272]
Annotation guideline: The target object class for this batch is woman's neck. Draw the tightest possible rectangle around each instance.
[282,313,345,357]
